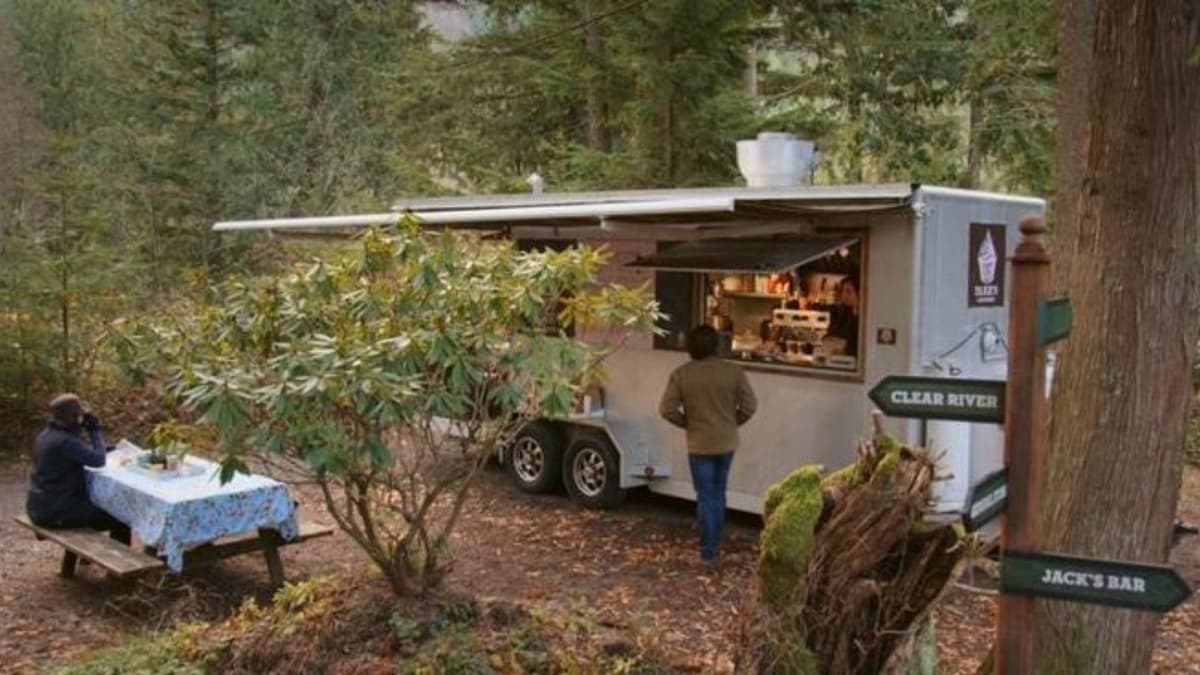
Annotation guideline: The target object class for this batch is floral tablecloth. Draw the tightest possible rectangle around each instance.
[86,440,299,572]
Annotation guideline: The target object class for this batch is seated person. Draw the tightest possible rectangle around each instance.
[26,394,130,545]
[826,277,861,358]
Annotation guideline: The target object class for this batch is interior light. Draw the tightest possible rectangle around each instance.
[838,247,850,257]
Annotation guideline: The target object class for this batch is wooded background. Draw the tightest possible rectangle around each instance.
[0,1,1056,447]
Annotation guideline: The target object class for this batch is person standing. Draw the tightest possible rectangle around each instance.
[659,325,757,567]
[827,276,861,357]
[26,394,130,545]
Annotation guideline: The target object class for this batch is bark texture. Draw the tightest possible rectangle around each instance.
[1050,0,1096,258]
[737,427,965,674]
[1037,2,1200,673]
[580,0,611,153]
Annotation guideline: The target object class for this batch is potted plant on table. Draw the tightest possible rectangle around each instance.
[147,422,189,471]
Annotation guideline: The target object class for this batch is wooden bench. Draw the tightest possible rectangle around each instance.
[14,514,163,579]
[183,521,334,585]
[16,515,334,585]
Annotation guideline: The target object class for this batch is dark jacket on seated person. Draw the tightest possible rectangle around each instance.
[26,422,109,527]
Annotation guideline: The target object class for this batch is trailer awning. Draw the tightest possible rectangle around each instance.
[211,197,738,232]
[626,237,856,274]
[211,184,918,234]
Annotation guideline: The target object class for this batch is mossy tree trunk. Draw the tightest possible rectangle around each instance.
[738,422,967,674]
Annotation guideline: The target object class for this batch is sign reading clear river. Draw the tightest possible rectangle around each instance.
[868,375,1006,423]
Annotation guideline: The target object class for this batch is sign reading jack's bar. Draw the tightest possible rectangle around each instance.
[868,375,1006,423]
[1001,550,1193,613]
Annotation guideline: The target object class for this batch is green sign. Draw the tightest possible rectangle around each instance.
[963,470,1007,532]
[1001,550,1192,612]
[1037,297,1073,345]
[868,376,1006,423]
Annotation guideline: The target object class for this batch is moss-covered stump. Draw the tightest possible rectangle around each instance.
[737,424,966,675]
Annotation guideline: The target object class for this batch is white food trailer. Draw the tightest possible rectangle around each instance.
[215,141,1044,518]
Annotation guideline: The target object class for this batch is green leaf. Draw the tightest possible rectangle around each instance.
[306,447,333,473]
[365,438,392,469]
[218,457,251,485]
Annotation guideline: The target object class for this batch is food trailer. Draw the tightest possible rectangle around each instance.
[216,179,1044,517]
[215,128,1046,518]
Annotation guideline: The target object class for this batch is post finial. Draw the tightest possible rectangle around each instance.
[1014,213,1049,262]
[1019,214,1047,240]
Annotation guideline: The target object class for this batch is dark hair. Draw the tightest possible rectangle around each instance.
[840,276,859,292]
[686,325,720,360]
[49,393,83,425]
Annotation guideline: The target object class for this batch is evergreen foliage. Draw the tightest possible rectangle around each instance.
[0,0,1055,451]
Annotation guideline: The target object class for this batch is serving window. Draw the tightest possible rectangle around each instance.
[630,235,866,376]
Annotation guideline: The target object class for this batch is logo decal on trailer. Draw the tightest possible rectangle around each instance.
[969,223,1007,307]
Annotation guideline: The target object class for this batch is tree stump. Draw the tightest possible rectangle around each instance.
[737,425,967,674]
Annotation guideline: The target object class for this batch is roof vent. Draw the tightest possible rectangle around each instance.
[736,132,816,188]
[526,171,545,194]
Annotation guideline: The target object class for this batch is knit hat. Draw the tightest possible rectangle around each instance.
[49,393,85,425]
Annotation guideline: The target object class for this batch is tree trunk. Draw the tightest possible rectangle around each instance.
[663,31,677,187]
[964,96,983,189]
[58,189,70,385]
[201,0,222,272]
[745,40,758,97]
[848,97,865,184]
[1050,0,1096,284]
[1035,2,1199,673]
[304,4,336,201]
[580,0,610,152]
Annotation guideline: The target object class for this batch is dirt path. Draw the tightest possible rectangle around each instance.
[1,458,1198,674]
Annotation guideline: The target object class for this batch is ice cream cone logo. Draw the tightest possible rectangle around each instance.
[978,232,998,285]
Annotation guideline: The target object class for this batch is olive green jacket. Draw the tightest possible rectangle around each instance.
[658,358,757,455]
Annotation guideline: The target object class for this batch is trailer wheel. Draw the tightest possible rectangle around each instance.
[563,435,625,509]
[507,422,564,494]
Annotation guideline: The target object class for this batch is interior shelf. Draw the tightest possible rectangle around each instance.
[722,291,786,300]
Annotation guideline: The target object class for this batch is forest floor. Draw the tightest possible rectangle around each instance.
[0,457,1198,674]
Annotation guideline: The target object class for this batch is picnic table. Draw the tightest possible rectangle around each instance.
[16,440,332,585]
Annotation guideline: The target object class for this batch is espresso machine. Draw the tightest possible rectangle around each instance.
[771,308,831,363]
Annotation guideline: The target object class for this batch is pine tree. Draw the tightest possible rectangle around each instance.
[405,0,763,191]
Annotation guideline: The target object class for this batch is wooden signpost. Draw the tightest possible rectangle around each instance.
[869,215,1192,673]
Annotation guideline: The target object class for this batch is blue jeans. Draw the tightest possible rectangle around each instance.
[688,452,733,561]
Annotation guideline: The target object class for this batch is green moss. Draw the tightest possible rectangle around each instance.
[825,433,909,493]
[752,465,825,673]
[764,464,824,517]
[870,446,901,483]
[758,466,824,609]
[908,519,945,537]
[824,461,862,489]
[875,433,902,455]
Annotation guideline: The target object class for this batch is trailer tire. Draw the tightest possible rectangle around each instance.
[563,435,625,509]
[507,422,564,494]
